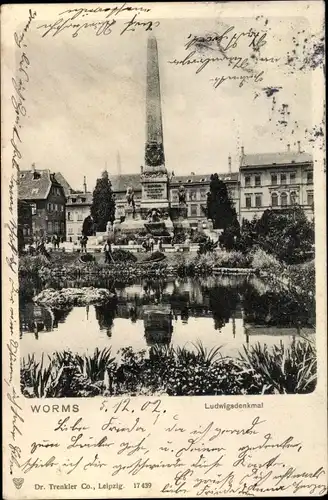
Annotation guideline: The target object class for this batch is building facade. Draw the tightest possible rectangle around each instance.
[66,191,93,241]
[110,170,239,227]
[18,168,66,240]
[239,143,314,222]
[18,200,33,248]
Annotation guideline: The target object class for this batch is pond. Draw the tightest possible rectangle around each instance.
[20,275,315,363]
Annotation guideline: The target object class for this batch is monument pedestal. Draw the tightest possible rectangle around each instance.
[140,171,170,217]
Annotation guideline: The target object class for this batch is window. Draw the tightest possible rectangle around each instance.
[190,190,197,201]
[245,195,252,208]
[54,221,59,233]
[67,212,71,220]
[290,191,298,205]
[255,194,262,207]
[72,198,77,203]
[281,192,288,207]
[307,192,314,206]
[255,175,261,187]
[47,221,53,233]
[245,175,251,187]
[77,213,83,221]
[290,172,296,183]
[68,227,74,235]
[281,173,287,184]
[190,204,198,216]
[171,190,178,201]
[307,171,313,184]
[81,197,86,203]
[271,174,277,185]
[31,203,37,215]
[61,222,65,233]
[54,204,58,211]
[271,193,278,207]
[47,203,52,212]
[200,189,207,199]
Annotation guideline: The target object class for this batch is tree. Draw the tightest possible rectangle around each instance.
[90,171,115,232]
[206,174,239,230]
[241,207,315,264]
[82,215,95,237]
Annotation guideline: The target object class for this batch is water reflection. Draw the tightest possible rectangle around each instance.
[95,302,117,337]
[20,276,315,360]
[143,305,173,346]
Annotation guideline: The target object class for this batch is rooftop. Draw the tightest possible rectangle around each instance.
[110,174,142,192]
[171,172,238,184]
[241,151,313,169]
[66,192,93,205]
[55,172,73,196]
[108,172,238,191]
[18,169,65,200]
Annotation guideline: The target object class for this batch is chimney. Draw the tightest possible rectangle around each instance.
[287,143,290,152]
[83,176,87,193]
[31,163,36,172]
[228,155,232,173]
[297,141,301,153]
[191,171,195,175]
[241,146,245,157]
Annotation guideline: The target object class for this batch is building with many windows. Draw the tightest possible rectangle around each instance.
[110,169,239,227]
[239,143,314,222]
[66,190,93,241]
[18,167,66,240]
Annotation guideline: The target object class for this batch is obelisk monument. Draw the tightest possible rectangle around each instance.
[141,35,170,217]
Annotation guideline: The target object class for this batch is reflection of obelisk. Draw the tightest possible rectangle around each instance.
[141,36,170,216]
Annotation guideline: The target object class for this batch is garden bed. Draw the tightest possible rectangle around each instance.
[21,339,316,398]
[33,287,115,308]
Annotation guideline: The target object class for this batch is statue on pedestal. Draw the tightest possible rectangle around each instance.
[106,220,113,233]
[126,186,136,216]
[178,185,186,204]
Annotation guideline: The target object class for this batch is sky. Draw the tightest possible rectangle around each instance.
[19,4,320,192]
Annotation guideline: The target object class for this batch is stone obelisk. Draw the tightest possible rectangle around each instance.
[145,36,165,171]
[141,35,170,217]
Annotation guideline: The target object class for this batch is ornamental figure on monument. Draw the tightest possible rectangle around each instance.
[178,185,187,204]
[126,186,136,212]
[145,141,165,167]
[147,207,161,223]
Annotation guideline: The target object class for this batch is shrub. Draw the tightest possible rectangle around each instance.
[19,255,50,274]
[198,238,218,255]
[238,340,317,394]
[144,251,166,262]
[216,250,251,268]
[79,253,95,263]
[190,231,208,244]
[112,249,137,263]
[250,248,282,273]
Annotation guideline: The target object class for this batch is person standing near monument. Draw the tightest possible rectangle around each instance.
[104,238,113,264]
[80,235,88,253]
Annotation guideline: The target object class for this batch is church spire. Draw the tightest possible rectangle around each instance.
[116,151,122,176]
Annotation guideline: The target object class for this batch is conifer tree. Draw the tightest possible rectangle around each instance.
[90,170,115,232]
[206,174,239,230]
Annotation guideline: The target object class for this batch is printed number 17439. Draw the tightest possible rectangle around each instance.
[134,483,152,489]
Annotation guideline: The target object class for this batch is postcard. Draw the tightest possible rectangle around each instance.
[2,1,327,498]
